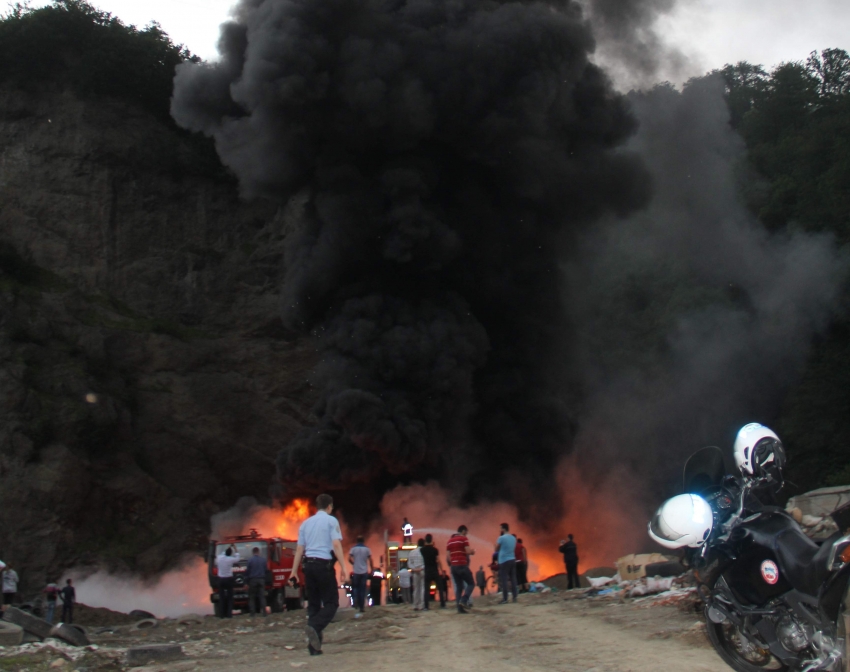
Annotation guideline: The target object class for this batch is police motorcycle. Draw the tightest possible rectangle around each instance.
[649,424,850,672]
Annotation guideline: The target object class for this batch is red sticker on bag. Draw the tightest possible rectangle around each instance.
[761,560,779,585]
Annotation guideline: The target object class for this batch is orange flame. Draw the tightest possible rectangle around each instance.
[238,498,312,541]
[275,498,311,538]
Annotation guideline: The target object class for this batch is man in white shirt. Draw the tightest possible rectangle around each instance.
[397,566,411,603]
[408,539,426,610]
[292,494,348,656]
[215,546,240,618]
[2,565,19,607]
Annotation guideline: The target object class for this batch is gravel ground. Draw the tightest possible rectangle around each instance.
[0,590,732,672]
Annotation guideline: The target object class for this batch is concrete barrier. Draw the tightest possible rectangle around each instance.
[0,620,24,646]
[126,644,185,667]
[2,607,53,640]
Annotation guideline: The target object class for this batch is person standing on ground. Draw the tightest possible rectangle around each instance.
[475,565,487,595]
[408,538,426,611]
[2,565,19,606]
[215,545,240,618]
[369,569,383,606]
[515,537,529,592]
[559,534,580,589]
[59,579,75,623]
[437,569,449,607]
[495,523,518,604]
[446,525,475,613]
[420,533,442,610]
[246,546,267,617]
[398,565,411,603]
[291,493,348,656]
[348,536,373,615]
[43,582,59,623]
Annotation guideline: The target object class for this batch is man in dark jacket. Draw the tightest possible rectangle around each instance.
[246,546,268,617]
[60,579,76,623]
[558,535,579,589]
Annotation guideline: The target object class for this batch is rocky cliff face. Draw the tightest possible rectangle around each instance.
[0,86,317,595]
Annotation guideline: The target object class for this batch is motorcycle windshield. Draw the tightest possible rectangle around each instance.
[683,446,726,495]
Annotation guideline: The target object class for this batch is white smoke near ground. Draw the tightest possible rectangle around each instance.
[64,557,213,619]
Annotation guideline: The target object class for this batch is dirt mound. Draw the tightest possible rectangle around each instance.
[71,604,140,627]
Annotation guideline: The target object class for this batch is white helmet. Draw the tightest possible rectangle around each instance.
[733,423,785,477]
[648,494,713,549]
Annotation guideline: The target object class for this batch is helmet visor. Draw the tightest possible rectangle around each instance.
[649,512,685,544]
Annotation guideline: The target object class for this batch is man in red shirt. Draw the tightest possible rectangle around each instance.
[446,525,476,613]
[515,537,529,592]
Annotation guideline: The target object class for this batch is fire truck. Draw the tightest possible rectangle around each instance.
[384,535,438,603]
[208,529,305,615]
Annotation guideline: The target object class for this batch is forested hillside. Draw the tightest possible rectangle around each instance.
[714,52,850,488]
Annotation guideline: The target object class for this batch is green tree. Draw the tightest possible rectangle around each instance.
[0,0,198,120]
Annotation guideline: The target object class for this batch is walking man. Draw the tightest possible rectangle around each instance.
[2,564,19,607]
[475,565,487,595]
[420,533,442,610]
[408,539,426,610]
[348,536,373,614]
[246,546,267,617]
[215,545,240,618]
[559,534,580,589]
[291,494,348,656]
[446,525,475,613]
[495,523,518,604]
[59,579,75,623]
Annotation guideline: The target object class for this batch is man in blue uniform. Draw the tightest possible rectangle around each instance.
[292,494,348,656]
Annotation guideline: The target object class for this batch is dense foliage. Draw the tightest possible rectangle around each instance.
[715,50,850,490]
[0,0,197,120]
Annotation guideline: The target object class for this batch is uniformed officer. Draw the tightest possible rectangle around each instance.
[291,494,348,656]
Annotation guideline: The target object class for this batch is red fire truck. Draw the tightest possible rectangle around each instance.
[208,529,305,615]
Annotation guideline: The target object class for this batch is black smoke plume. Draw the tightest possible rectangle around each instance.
[171,0,650,510]
[566,77,846,501]
[583,0,691,87]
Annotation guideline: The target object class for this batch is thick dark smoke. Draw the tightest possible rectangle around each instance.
[566,76,846,501]
[583,0,692,87]
[172,0,650,511]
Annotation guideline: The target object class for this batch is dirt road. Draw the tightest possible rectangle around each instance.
[50,590,732,672]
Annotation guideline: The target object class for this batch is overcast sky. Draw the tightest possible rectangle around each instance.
[27,0,850,83]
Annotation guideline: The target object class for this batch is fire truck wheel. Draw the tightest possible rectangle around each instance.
[270,590,284,613]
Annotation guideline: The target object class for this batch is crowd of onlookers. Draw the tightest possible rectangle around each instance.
[0,558,77,624]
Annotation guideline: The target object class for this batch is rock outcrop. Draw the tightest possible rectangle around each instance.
[0,86,317,592]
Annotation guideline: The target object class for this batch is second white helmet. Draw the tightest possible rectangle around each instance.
[734,423,785,477]
[648,494,713,549]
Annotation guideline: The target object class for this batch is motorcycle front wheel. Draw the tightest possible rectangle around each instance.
[705,611,787,671]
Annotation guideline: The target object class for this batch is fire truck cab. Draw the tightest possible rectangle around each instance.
[208,529,305,615]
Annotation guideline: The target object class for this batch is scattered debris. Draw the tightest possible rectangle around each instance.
[0,619,24,646]
[49,623,91,647]
[787,486,850,539]
[2,606,54,640]
[131,618,160,631]
[129,610,157,620]
[126,643,185,667]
